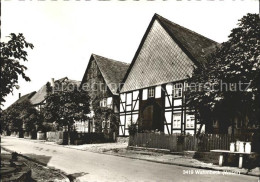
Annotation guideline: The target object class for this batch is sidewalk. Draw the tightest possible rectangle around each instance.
[3,136,260,177]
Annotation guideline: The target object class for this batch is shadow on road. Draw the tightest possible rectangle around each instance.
[67,172,89,182]
[23,153,52,165]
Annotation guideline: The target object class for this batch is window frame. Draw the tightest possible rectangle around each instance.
[148,87,155,98]
[173,83,183,98]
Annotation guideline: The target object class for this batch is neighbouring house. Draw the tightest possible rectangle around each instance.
[8,92,36,107]
[30,77,70,111]
[30,77,83,131]
[80,54,129,134]
[119,14,219,136]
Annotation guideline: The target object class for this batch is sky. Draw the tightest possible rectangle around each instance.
[1,0,259,109]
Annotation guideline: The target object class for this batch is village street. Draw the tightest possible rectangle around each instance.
[1,136,258,182]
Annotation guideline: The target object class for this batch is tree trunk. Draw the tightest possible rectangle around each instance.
[196,124,203,137]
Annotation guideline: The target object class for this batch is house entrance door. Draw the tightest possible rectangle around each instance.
[141,102,163,131]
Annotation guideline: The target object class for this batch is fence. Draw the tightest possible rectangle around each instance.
[128,133,252,152]
[73,132,117,144]
[46,131,115,145]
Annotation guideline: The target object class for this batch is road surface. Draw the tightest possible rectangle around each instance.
[1,137,258,182]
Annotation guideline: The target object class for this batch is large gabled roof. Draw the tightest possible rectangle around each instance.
[121,14,219,92]
[80,54,129,95]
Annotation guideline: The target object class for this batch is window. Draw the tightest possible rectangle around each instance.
[148,87,155,98]
[103,99,107,107]
[173,83,183,98]
[173,114,181,128]
[186,115,195,128]
[100,98,107,107]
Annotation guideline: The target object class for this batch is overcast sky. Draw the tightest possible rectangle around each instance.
[2,0,258,109]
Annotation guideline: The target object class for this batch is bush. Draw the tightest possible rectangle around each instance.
[128,123,138,136]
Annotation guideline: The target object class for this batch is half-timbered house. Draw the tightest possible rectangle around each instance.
[30,77,84,131]
[80,54,129,133]
[119,14,219,136]
[30,77,70,111]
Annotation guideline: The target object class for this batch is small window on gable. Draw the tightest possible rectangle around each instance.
[148,87,155,98]
[173,83,183,98]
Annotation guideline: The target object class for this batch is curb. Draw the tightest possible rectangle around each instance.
[103,151,260,178]
[124,148,260,178]
[1,146,71,182]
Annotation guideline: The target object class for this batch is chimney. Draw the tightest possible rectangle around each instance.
[50,78,55,87]
[19,93,21,99]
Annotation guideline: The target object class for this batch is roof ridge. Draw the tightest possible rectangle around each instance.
[93,53,129,65]
[154,13,219,45]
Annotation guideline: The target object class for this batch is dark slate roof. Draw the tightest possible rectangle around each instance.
[81,54,129,95]
[7,91,36,109]
[155,14,219,65]
[30,77,80,105]
[120,14,219,92]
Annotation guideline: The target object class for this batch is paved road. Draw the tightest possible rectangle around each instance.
[1,137,258,182]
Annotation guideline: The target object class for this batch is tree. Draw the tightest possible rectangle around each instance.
[0,33,34,108]
[186,13,260,134]
[1,103,23,133]
[19,100,43,132]
[42,82,91,132]
[0,100,41,134]
[1,104,22,133]
[92,96,119,135]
